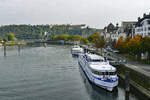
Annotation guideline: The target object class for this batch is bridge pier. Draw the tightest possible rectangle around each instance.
[4,45,6,57]
[18,44,21,55]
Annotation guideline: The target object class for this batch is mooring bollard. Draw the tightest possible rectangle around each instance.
[125,71,130,92]
[125,71,130,100]
[125,92,129,100]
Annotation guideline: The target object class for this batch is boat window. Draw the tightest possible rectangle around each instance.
[93,71,99,75]
[109,72,116,75]
[92,70,116,76]
[99,72,103,75]
[102,72,116,75]
[92,59,100,62]
[102,72,107,75]
[88,59,103,62]
[92,71,103,75]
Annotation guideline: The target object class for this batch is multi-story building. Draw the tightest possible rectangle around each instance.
[105,23,121,42]
[120,21,137,37]
[105,21,137,43]
[135,13,150,37]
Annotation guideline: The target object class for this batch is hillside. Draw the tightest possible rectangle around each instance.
[0,24,103,40]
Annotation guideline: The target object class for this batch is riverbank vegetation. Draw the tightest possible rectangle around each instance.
[115,34,150,64]
[0,33,26,46]
[51,34,89,45]
[3,41,26,46]
[51,34,82,42]
[51,32,106,46]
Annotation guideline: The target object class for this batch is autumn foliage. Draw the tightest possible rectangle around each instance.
[115,34,150,59]
[88,32,106,49]
[115,37,124,51]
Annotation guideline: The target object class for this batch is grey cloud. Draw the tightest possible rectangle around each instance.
[0,0,149,28]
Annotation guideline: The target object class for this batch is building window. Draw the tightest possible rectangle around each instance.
[148,27,150,31]
[148,33,150,36]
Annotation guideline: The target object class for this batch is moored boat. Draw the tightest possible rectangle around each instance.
[71,45,84,56]
[78,53,118,91]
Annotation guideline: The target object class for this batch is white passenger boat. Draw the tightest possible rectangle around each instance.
[71,45,84,56]
[78,53,118,91]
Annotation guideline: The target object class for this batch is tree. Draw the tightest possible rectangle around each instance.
[7,33,15,41]
[127,34,142,58]
[0,37,3,42]
[93,36,106,54]
[141,36,150,59]
[88,32,99,42]
[51,34,82,42]
[115,37,124,52]
[69,35,82,41]
[80,38,89,45]
[59,34,70,41]
[124,36,131,53]
[39,32,43,39]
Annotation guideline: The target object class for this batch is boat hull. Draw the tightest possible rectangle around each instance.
[78,60,118,91]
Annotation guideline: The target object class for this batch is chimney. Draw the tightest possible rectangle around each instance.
[116,23,119,27]
[143,13,146,18]
[138,17,141,21]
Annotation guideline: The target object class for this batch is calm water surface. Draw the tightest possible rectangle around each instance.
[0,45,146,100]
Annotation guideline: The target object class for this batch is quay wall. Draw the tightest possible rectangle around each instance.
[116,64,150,98]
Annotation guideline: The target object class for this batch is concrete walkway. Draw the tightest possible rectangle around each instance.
[114,53,150,77]
[110,51,150,77]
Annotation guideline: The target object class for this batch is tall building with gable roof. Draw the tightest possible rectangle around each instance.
[135,13,150,37]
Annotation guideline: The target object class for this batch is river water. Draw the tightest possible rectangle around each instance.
[0,45,147,100]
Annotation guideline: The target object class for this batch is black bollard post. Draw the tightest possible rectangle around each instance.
[125,71,130,100]
[125,71,130,92]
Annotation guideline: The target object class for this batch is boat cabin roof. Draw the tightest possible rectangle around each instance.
[72,45,80,48]
[89,63,116,72]
[85,53,104,61]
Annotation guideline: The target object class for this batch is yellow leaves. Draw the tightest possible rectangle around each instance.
[115,34,143,54]
[115,37,124,49]
[127,35,142,52]
[80,38,89,45]
[129,34,142,45]
[88,32,100,42]
[115,34,150,56]
[8,33,15,41]
[52,34,82,41]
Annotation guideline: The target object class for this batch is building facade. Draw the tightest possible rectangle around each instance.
[135,13,150,37]
[120,21,136,37]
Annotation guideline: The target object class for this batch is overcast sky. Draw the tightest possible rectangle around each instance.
[0,0,149,28]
